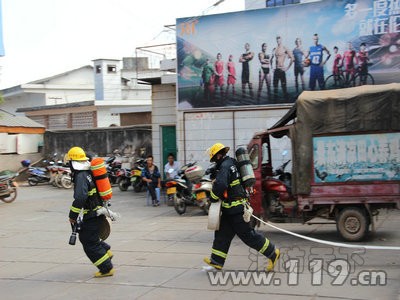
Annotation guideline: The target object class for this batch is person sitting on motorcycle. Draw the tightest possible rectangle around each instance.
[141,155,161,206]
[204,143,280,272]
[164,153,180,179]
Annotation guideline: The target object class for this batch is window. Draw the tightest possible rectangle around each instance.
[96,65,102,74]
[107,65,117,73]
[248,145,259,169]
[262,143,270,164]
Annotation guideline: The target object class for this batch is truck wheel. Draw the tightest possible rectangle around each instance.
[336,207,369,242]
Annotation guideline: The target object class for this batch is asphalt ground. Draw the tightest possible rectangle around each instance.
[0,183,399,300]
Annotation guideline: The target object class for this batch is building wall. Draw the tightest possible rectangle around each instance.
[44,126,152,159]
[122,86,151,100]
[151,84,177,168]
[93,59,122,101]
[97,107,121,127]
[25,106,97,129]
[2,93,46,114]
[121,112,151,126]
[176,107,292,170]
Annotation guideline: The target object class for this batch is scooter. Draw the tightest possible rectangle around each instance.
[167,162,212,215]
[116,167,131,191]
[130,158,146,192]
[23,159,56,186]
[105,156,121,185]
[0,170,18,203]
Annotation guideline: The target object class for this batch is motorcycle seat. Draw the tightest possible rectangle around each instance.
[200,178,212,182]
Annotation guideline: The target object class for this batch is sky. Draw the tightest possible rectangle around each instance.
[0,0,244,89]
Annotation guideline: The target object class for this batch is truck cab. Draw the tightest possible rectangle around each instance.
[247,84,400,242]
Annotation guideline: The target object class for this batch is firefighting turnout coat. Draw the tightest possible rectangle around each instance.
[69,170,102,221]
[210,156,248,215]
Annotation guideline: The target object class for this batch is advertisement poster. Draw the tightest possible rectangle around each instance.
[176,0,400,110]
[313,133,400,183]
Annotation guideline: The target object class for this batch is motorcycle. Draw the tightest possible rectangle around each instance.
[116,167,131,191]
[23,159,57,186]
[264,159,293,219]
[105,156,122,185]
[57,165,73,189]
[130,158,146,192]
[0,170,18,203]
[166,162,212,215]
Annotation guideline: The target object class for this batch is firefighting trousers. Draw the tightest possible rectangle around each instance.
[210,212,275,266]
[78,216,113,273]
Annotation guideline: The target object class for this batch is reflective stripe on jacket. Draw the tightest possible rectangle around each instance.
[69,170,102,221]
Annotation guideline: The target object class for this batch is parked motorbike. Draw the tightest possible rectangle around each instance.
[166,162,212,215]
[22,159,56,186]
[130,158,146,192]
[117,167,131,191]
[264,159,293,218]
[57,165,73,189]
[105,156,122,185]
[0,170,18,203]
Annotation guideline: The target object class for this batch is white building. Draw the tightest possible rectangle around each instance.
[0,58,153,129]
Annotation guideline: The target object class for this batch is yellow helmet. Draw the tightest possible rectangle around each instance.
[208,143,230,162]
[67,146,88,161]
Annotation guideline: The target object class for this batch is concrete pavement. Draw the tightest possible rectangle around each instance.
[0,184,399,300]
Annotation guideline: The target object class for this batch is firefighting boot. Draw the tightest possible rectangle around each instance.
[94,268,115,278]
[266,248,280,272]
[203,257,223,270]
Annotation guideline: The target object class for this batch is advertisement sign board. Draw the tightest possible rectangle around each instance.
[313,132,400,183]
[176,0,400,109]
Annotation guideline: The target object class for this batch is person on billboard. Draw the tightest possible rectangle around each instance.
[341,41,357,86]
[332,46,342,86]
[239,43,254,99]
[214,53,225,101]
[357,43,369,85]
[292,38,306,93]
[225,54,236,99]
[257,43,271,102]
[305,33,331,90]
[271,35,293,100]
[201,58,216,102]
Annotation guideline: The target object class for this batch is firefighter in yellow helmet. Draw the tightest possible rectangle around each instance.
[67,146,114,277]
[204,143,280,271]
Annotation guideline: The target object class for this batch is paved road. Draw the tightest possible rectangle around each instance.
[0,184,399,300]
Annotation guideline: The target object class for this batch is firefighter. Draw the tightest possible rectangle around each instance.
[204,143,280,271]
[67,146,114,277]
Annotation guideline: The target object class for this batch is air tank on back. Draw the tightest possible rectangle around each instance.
[235,146,256,188]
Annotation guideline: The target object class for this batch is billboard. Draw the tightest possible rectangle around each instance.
[313,133,400,183]
[176,0,400,110]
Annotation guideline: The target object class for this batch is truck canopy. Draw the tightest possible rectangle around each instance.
[275,83,400,195]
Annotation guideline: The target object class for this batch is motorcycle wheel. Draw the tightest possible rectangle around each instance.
[118,179,129,191]
[61,174,73,189]
[174,194,186,215]
[55,174,63,188]
[0,187,17,203]
[28,178,38,186]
